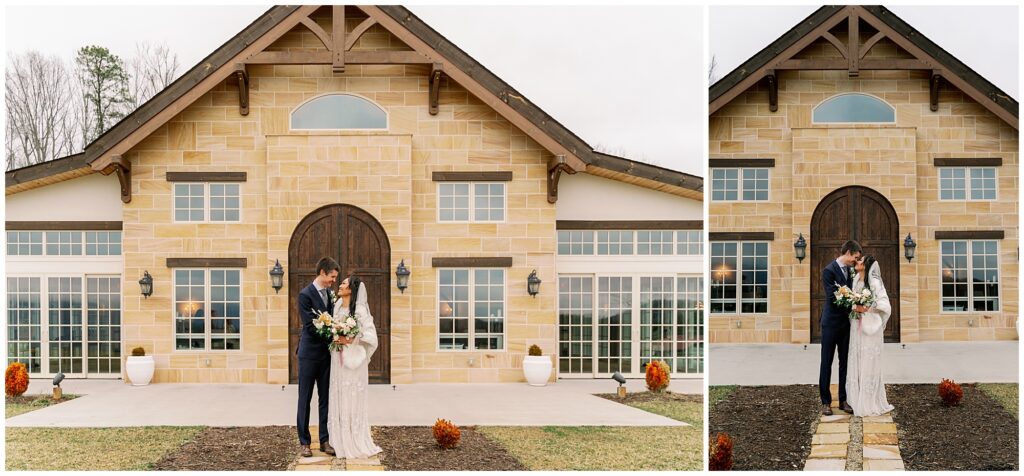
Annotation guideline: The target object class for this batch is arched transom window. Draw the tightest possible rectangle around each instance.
[290,94,388,130]
[812,93,895,124]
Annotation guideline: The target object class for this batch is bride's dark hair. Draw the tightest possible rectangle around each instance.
[860,255,877,289]
[347,275,362,316]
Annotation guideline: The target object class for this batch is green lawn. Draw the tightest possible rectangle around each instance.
[5,394,79,419]
[5,426,203,471]
[978,383,1018,419]
[479,392,703,471]
[709,385,736,408]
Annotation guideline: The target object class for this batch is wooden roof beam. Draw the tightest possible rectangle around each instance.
[245,50,432,65]
[332,5,345,73]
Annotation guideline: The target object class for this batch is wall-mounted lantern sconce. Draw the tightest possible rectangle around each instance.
[139,271,153,299]
[904,233,917,262]
[527,269,542,297]
[269,259,285,294]
[395,259,411,294]
[794,233,807,262]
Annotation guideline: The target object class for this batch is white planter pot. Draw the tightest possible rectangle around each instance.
[523,355,552,386]
[126,356,155,386]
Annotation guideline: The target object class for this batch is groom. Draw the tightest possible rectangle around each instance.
[818,240,862,416]
[296,257,340,457]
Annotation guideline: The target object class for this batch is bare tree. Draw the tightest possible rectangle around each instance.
[708,54,719,84]
[593,142,657,166]
[127,42,180,110]
[5,51,79,170]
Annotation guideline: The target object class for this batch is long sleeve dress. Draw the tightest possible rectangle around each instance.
[328,296,383,459]
[846,266,895,417]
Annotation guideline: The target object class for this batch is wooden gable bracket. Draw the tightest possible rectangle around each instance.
[547,154,577,204]
[100,154,132,203]
[234,63,249,116]
[429,63,443,115]
[766,70,778,112]
[930,70,942,112]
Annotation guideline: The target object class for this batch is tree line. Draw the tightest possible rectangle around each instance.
[5,43,180,171]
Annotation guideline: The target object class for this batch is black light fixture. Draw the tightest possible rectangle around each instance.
[904,233,917,262]
[139,271,153,299]
[395,259,410,294]
[269,259,285,294]
[794,233,808,262]
[527,269,542,297]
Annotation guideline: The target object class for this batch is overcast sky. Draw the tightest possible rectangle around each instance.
[5,5,704,176]
[710,5,1019,99]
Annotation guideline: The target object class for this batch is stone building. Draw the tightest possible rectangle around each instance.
[708,5,1017,344]
[5,5,703,384]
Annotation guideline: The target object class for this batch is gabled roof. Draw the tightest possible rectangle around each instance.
[7,5,701,199]
[710,5,1018,129]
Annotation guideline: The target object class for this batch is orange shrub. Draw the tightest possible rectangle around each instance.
[432,418,461,449]
[709,432,734,471]
[938,378,963,406]
[5,362,29,397]
[645,360,671,393]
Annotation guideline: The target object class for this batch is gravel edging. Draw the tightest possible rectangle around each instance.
[845,416,863,471]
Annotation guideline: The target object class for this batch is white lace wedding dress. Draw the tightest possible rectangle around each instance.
[847,261,895,417]
[327,284,382,459]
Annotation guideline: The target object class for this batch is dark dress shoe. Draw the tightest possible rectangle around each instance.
[300,445,312,457]
[320,442,336,456]
[822,404,833,416]
[839,401,854,413]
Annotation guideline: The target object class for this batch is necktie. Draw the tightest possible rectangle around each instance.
[319,288,329,308]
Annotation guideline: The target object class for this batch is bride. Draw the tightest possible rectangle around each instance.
[847,255,895,417]
[328,275,383,459]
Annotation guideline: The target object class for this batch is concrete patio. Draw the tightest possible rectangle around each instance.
[7,378,697,428]
[709,341,1018,386]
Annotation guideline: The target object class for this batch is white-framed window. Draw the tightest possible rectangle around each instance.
[290,93,388,130]
[711,168,769,201]
[938,167,996,201]
[173,268,242,351]
[46,232,83,256]
[940,240,999,312]
[85,232,122,256]
[437,182,505,223]
[677,230,703,255]
[812,93,896,123]
[557,276,594,374]
[437,268,505,350]
[675,276,703,374]
[174,183,241,223]
[7,277,42,373]
[7,231,43,256]
[637,231,675,255]
[597,231,633,255]
[557,231,595,255]
[86,277,122,374]
[710,241,769,314]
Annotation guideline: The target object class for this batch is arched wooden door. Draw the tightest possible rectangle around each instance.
[288,204,391,384]
[810,186,900,343]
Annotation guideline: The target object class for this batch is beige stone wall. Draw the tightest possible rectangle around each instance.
[121,12,557,383]
[709,36,1018,343]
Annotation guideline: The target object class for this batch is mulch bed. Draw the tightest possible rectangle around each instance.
[889,384,1018,471]
[373,426,526,471]
[708,385,821,471]
[596,391,702,406]
[152,426,297,471]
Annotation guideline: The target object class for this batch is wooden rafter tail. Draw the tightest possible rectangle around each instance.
[766,70,778,112]
[332,5,345,73]
[930,71,942,112]
[429,63,443,115]
[234,63,249,116]
[546,155,576,204]
[848,9,860,76]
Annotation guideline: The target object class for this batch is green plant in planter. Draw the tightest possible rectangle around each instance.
[528,345,542,356]
[131,347,146,357]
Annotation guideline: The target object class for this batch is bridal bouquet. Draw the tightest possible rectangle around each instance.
[833,283,875,320]
[311,310,361,351]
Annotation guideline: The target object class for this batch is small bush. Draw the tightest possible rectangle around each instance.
[645,360,671,393]
[5,362,30,397]
[528,344,542,356]
[433,418,461,449]
[938,378,963,406]
[131,347,146,357]
[709,432,734,471]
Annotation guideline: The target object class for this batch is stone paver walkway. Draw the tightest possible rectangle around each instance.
[290,426,384,472]
[803,384,904,471]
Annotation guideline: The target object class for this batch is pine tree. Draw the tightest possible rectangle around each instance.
[74,45,131,143]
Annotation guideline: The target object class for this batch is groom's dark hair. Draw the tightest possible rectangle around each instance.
[316,257,340,276]
[840,240,863,256]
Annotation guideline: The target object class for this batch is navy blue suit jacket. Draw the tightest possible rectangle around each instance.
[820,260,853,330]
[297,282,332,360]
